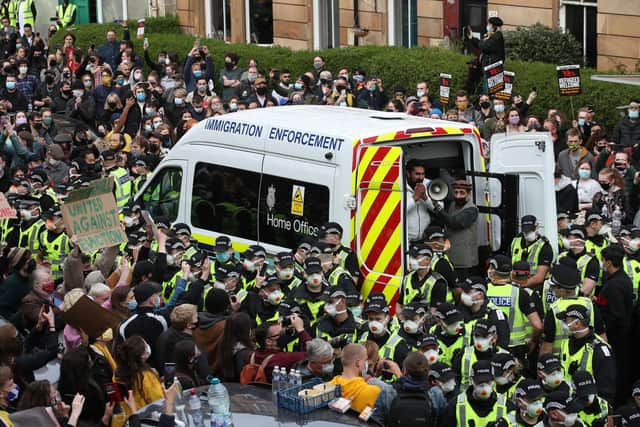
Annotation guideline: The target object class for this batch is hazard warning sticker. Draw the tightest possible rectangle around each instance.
[291,185,305,216]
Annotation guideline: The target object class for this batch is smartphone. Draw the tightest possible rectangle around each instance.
[164,363,176,388]
[104,382,127,403]
[49,17,58,22]
[259,263,267,276]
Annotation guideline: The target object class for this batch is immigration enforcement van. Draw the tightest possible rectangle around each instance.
[134,106,556,306]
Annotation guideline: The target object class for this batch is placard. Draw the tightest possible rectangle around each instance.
[439,73,452,106]
[557,65,581,96]
[61,295,122,339]
[484,61,504,94]
[0,193,16,219]
[496,71,515,101]
[61,177,126,253]
[136,19,145,39]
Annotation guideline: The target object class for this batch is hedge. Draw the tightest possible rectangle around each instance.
[51,16,640,131]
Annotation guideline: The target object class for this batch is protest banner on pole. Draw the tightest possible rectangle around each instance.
[484,61,505,94]
[496,71,515,101]
[556,65,581,96]
[0,193,16,219]
[439,73,452,106]
[61,177,126,254]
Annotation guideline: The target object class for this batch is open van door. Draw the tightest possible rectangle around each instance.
[353,143,404,305]
[489,132,557,256]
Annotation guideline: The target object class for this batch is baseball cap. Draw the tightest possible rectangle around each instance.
[514,378,545,401]
[544,390,580,413]
[214,235,232,252]
[549,262,580,289]
[472,319,496,338]
[537,353,562,374]
[274,252,294,266]
[133,282,161,303]
[327,289,346,300]
[102,149,116,161]
[491,353,516,377]
[215,264,239,281]
[402,302,426,318]
[243,245,266,259]
[304,257,322,274]
[417,334,438,349]
[434,302,463,324]
[556,304,589,323]
[365,292,388,307]
[470,360,494,383]
[521,215,537,232]
[364,301,389,314]
[408,243,433,258]
[263,275,282,289]
[319,222,343,237]
[166,238,185,252]
[489,254,512,276]
[512,261,530,278]
[297,237,315,252]
[567,226,586,240]
[572,370,597,399]
[424,226,446,241]
[429,362,455,381]
[154,216,171,230]
[632,379,640,397]
[460,276,487,294]
[585,210,604,223]
[557,211,571,221]
[310,240,333,255]
[43,205,62,219]
[187,252,205,268]
[172,222,191,236]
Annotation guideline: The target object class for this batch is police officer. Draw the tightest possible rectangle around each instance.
[511,215,554,289]
[542,390,585,427]
[121,203,143,234]
[618,380,640,425]
[492,352,520,401]
[273,251,302,294]
[432,302,469,366]
[537,354,572,396]
[572,370,608,427]
[173,223,199,261]
[56,0,77,30]
[584,210,609,263]
[212,235,237,270]
[293,237,313,277]
[417,334,441,366]
[557,211,572,253]
[319,221,359,282]
[39,205,70,284]
[447,359,509,427]
[397,243,448,314]
[161,238,186,302]
[11,198,43,253]
[619,226,640,303]
[429,362,458,405]
[424,225,458,297]
[458,277,510,349]
[241,245,267,290]
[398,302,428,350]
[509,378,545,426]
[29,170,56,210]
[453,319,509,390]
[556,304,616,404]
[132,156,151,195]
[287,257,329,324]
[241,275,284,327]
[315,241,358,296]
[486,255,542,362]
[314,289,359,342]
[359,300,410,368]
[558,226,600,297]
[102,149,132,209]
[541,258,605,356]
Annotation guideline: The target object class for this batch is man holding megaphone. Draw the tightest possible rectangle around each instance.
[406,159,437,242]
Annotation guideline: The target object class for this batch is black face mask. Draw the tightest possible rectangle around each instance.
[480,101,491,109]
[225,62,234,70]
[26,259,36,274]
[62,89,72,96]
[45,75,54,85]
[600,182,610,191]
[255,86,267,96]
[454,197,467,206]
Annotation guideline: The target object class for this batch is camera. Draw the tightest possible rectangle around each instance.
[280,315,294,328]
[329,336,351,349]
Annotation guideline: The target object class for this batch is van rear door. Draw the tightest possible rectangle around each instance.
[353,143,403,304]
[489,132,557,256]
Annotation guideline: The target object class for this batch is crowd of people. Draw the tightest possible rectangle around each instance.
[0,6,637,427]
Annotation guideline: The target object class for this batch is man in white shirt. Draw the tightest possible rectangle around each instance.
[406,159,434,242]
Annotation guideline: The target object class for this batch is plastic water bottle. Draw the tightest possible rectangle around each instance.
[289,369,297,389]
[280,368,288,390]
[188,389,204,426]
[612,205,622,235]
[174,381,187,424]
[208,377,230,415]
[272,365,280,393]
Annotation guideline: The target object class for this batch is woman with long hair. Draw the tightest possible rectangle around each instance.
[58,347,105,423]
[214,312,254,382]
[0,366,19,414]
[114,335,163,416]
[110,286,134,320]
[174,340,206,390]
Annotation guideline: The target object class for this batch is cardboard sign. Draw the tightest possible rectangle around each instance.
[557,65,581,96]
[136,19,145,39]
[484,61,504,94]
[496,71,515,101]
[439,73,452,106]
[61,295,121,339]
[0,193,16,219]
[61,177,126,253]
[141,210,158,240]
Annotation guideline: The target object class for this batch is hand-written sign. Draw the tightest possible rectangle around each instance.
[61,177,126,253]
[484,61,504,94]
[0,193,16,218]
[557,65,581,96]
[496,71,515,101]
[439,73,452,105]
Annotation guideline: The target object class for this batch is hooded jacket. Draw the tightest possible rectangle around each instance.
[193,312,226,372]
[555,175,579,216]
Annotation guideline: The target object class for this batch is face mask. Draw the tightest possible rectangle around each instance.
[213,281,226,290]
[127,299,138,311]
[441,379,456,393]
[509,116,520,125]
[423,349,439,364]
[267,290,283,305]
[294,82,303,90]
[197,84,207,92]
[216,252,230,263]
[461,292,475,307]
[322,363,334,376]
[136,92,146,102]
[524,400,544,418]
[313,62,323,70]
[416,90,425,98]
[524,231,537,242]
[278,268,294,281]
[568,143,581,151]
[403,320,420,334]
[368,85,377,92]
[585,394,595,405]
[578,169,591,179]
[243,259,256,272]
[351,306,362,320]
[457,102,468,111]
[325,303,337,317]
[102,76,111,85]
[494,373,511,386]
[445,322,463,336]
[187,271,201,282]
[116,78,125,85]
[473,336,492,352]
[43,117,53,126]
[630,111,639,119]
[542,371,563,388]
[559,411,578,427]
[256,86,267,96]
[353,75,364,83]
[166,254,175,266]
[143,124,152,133]
[144,343,152,359]
[174,98,184,106]
[307,273,323,288]
[83,80,92,88]
[408,257,421,271]
[480,101,491,109]
[486,24,493,33]
[578,118,586,127]
[165,58,171,65]
[41,280,55,294]
[229,102,238,111]
[474,382,493,400]
[494,104,504,113]
[368,320,386,336]
[599,182,610,190]
[193,107,203,113]
[20,210,32,221]
[18,67,27,75]
[73,90,84,98]
[15,117,26,126]
[5,81,15,90]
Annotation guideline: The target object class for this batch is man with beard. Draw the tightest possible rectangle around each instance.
[405,159,435,242]
[434,179,479,279]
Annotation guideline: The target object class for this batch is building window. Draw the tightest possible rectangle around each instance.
[245,0,273,44]
[389,0,417,47]
[314,0,340,49]
[560,0,597,67]
[211,0,231,41]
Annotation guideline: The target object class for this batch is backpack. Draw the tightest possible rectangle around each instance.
[239,352,275,385]
[388,390,434,427]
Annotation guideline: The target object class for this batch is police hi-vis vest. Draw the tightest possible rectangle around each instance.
[456,391,508,427]
[401,271,444,306]
[459,345,510,390]
[623,257,640,303]
[511,235,547,274]
[550,296,594,354]
[110,167,132,208]
[56,3,76,29]
[327,265,351,286]
[560,334,610,383]
[486,282,529,347]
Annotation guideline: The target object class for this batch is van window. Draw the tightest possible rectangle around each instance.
[191,162,259,241]
[141,167,182,222]
[259,174,330,249]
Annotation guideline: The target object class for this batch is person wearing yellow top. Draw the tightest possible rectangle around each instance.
[329,343,392,418]
[114,336,164,416]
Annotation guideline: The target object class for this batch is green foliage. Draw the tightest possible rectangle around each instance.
[503,23,583,66]
[49,17,640,131]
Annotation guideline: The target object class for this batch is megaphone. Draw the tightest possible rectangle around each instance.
[427,179,449,201]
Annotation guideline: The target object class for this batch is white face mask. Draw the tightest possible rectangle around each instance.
[307,273,323,288]
[473,382,494,400]
[408,257,420,271]
[473,336,492,352]
[445,322,463,336]
[362,360,369,377]
[542,370,563,388]
[243,259,256,272]
[277,268,294,281]
[494,373,511,386]
[460,292,475,307]
[325,303,337,317]
[166,254,175,266]
[423,349,439,364]
[368,319,386,336]
[403,320,420,334]
[266,290,283,305]
[524,231,537,242]
[559,411,578,426]
[440,379,456,393]
[213,281,226,290]
[523,399,544,418]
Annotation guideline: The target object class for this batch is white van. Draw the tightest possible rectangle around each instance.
[134,106,556,305]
